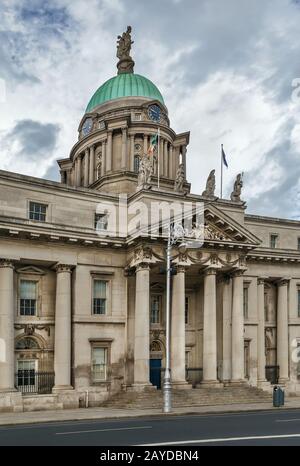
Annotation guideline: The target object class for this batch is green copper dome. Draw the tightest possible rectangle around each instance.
[86,73,164,112]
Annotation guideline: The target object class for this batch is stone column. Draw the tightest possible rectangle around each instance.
[53,264,73,390]
[202,268,218,385]
[181,145,187,179]
[277,278,290,383]
[89,145,95,184]
[169,145,173,179]
[76,155,82,187]
[102,141,106,176]
[231,270,245,383]
[0,259,15,391]
[84,148,89,187]
[121,128,127,169]
[106,131,112,172]
[257,278,267,383]
[134,264,151,387]
[171,266,189,387]
[159,137,164,177]
[222,276,232,382]
[130,134,135,171]
[143,134,148,155]
[164,141,169,178]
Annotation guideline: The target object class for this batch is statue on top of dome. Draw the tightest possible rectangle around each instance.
[116,26,135,74]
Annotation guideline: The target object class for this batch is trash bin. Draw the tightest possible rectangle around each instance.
[273,386,284,407]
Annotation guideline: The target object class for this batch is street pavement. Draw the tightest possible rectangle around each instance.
[2,409,300,445]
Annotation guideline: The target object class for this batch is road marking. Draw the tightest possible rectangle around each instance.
[56,426,152,435]
[276,418,300,423]
[139,433,300,446]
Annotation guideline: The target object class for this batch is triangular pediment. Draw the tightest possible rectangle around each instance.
[16,266,45,275]
[203,205,261,247]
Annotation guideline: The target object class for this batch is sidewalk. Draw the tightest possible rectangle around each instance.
[1,399,300,426]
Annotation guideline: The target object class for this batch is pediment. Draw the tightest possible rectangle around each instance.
[203,205,261,247]
[16,266,46,275]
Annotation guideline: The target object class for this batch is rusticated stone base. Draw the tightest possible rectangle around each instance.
[0,390,23,413]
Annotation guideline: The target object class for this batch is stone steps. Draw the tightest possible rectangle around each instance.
[102,386,271,409]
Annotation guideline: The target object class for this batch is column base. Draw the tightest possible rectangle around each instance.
[198,380,224,389]
[228,379,247,386]
[52,385,74,393]
[128,383,157,392]
[172,381,193,390]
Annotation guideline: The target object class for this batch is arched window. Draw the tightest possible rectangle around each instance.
[134,155,140,173]
[16,337,40,350]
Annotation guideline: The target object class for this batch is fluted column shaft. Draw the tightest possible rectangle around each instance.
[106,131,112,172]
[76,155,82,187]
[121,128,127,169]
[231,271,245,382]
[143,134,148,156]
[169,145,173,179]
[181,145,187,179]
[134,264,151,386]
[0,259,15,391]
[277,279,289,382]
[257,278,267,382]
[171,266,187,385]
[89,145,95,184]
[84,148,89,187]
[130,135,135,171]
[222,276,232,382]
[164,141,168,178]
[203,269,218,383]
[53,265,73,390]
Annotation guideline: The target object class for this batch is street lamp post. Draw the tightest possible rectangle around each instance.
[163,223,187,414]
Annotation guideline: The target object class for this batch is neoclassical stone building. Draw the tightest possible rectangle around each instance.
[1,29,300,412]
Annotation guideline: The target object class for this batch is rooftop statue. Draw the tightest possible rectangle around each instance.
[230,173,244,202]
[116,26,135,74]
[202,169,216,198]
[174,163,185,193]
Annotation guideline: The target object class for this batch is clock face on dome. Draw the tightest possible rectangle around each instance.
[148,104,161,122]
[82,117,93,136]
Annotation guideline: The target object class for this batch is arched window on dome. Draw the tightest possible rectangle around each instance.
[134,155,140,173]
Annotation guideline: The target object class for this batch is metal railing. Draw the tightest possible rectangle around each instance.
[265,365,279,385]
[15,371,55,394]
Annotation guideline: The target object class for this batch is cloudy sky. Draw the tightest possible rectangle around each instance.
[1,0,300,218]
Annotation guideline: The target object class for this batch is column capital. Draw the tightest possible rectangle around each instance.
[55,264,74,274]
[231,268,245,278]
[174,265,186,274]
[257,277,266,286]
[277,277,290,287]
[136,263,150,273]
[204,267,217,276]
[0,258,15,269]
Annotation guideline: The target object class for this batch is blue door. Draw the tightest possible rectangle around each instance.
[150,359,162,389]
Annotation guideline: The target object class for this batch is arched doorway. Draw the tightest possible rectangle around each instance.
[150,340,163,389]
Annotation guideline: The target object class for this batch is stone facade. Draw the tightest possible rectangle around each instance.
[1,38,300,412]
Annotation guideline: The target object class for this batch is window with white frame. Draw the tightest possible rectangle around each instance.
[29,201,47,222]
[93,280,107,315]
[270,234,278,249]
[150,295,161,324]
[20,280,37,316]
[91,347,107,382]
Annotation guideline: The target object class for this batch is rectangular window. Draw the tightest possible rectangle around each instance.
[94,213,108,231]
[243,287,249,319]
[150,295,160,324]
[29,202,47,222]
[185,296,189,325]
[298,290,300,318]
[270,234,278,249]
[20,280,37,316]
[92,347,107,382]
[298,238,300,251]
[93,280,107,315]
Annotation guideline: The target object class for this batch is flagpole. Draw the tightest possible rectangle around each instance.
[220,144,223,199]
[158,127,160,189]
